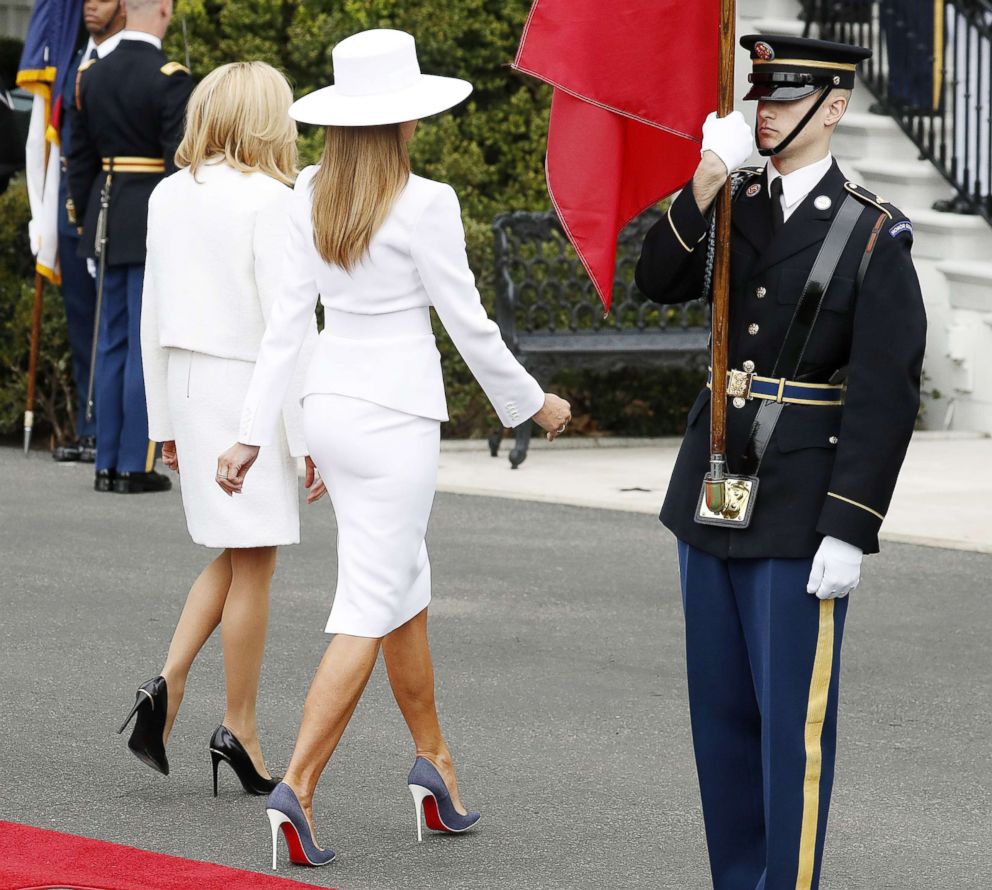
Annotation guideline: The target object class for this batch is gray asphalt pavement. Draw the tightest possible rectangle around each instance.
[1,446,990,889]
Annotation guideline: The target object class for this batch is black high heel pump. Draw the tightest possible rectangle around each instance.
[118,676,169,775]
[209,725,280,796]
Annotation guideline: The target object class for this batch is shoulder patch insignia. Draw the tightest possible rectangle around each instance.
[889,220,913,238]
[160,61,190,76]
[844,181,894,220]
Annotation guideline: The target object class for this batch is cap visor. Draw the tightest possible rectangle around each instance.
[743,83,821,102]
[290,75,473,126]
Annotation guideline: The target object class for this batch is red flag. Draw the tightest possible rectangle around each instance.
[514,1,719,311]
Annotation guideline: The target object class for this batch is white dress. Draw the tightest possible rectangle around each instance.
[239,168,545,637]
[141,163,317,548]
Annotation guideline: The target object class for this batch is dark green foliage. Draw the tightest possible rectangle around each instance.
[0,179,76,443]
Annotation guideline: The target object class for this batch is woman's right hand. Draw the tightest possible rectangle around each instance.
[532,393,572,442]
[216,442,260,496]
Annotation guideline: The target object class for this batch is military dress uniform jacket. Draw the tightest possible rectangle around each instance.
[67,39,191,265]
[635,160,927,559]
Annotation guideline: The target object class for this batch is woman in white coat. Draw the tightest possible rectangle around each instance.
[126,62,318,795]
[216,30,571,868]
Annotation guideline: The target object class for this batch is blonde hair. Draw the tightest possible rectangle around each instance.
[175,61,298,186]
[310,125,410,271]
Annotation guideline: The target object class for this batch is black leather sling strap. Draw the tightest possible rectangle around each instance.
[741,194,867,476]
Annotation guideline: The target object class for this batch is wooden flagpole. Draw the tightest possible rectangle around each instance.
[704,0,737,510]
[23,270,44,455]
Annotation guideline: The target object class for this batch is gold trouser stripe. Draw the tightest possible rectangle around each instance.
[145,440,156,473]
[668,210,693,253]
[795,599,836,890]
[933,0,945,111]
[753,58,857,72]
[827,491,885,522]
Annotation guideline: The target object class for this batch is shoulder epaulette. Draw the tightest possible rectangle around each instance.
[844,181,895,220]
[160,61,190,77]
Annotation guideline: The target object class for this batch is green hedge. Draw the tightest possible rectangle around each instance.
[0,0,704,443]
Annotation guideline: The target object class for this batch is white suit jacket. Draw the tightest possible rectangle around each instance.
[238,168,544,446]
[141,162,317,455]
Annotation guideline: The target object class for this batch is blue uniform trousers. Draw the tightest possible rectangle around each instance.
[677,540,848,890]
[56,230,98,440]
[95,263,153,473]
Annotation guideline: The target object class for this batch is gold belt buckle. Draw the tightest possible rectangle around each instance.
[726,361,756,401]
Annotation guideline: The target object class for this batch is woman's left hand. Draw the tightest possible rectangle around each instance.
[216,442,260,496]
[162,440,179,473]
[305,456,327,504]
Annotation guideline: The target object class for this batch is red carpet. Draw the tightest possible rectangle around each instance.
[0,821,332,890]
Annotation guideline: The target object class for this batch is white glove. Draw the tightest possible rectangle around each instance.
[807,536,863,600]
[700,110,754,175]
[87,258,97,279]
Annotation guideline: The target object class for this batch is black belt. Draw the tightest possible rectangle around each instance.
[741,194,866,475]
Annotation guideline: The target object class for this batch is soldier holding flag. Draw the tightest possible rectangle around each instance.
[66,0,191,492]
[635,34,927,890]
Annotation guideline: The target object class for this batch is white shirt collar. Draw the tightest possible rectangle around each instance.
[85,30,125,60]
[120,29,163,50]
[766,153,833,211]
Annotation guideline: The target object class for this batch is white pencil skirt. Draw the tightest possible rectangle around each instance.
[303,393,440,638]
[167,349,300,549]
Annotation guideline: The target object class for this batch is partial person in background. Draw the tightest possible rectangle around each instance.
[216,29,571,870]
[877,0,943,114]
[123,62,317,795]
[66,0,191,493]
[52,0,126,463]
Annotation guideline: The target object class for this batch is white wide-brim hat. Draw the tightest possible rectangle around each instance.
[289,29,473,127]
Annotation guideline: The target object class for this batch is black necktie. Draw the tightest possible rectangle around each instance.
[770,177,785,232]
[89,47,99,60]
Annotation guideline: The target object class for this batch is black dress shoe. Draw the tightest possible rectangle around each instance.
[94,469,117,492]
[209,725,281,796]
[118,676,169,776]
[52,442,81,462]
[78,436,96,463]
[113,470,172,494]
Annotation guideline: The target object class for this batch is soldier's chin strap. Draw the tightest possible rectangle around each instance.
[759,87,833,157]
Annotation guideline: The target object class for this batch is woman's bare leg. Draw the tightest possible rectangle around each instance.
[382,608,467,814]
[160,549,233,743]
[282,634,382,832]
[219,546,278,777]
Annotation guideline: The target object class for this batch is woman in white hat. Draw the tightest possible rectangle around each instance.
[216,29,571,868]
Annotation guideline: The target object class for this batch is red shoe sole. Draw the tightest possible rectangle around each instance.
[422,794,463,833]
[280,821,319,865]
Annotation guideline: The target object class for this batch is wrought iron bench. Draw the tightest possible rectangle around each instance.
[489,208,710,468]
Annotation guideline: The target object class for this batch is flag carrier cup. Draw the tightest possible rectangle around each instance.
[697,363,760,528]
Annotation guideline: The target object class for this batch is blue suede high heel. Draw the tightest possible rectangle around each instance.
[407,757,481,842]
[265,782,336,869]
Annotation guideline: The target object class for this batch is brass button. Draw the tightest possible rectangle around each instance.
[755,286,767,299]
[748,323,759,335]
[829,436,839,445]
[743,360,755,373]
[733,397,746,409]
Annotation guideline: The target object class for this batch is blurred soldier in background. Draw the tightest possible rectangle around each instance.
[67,0,191,493]
[53,0,127,462]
